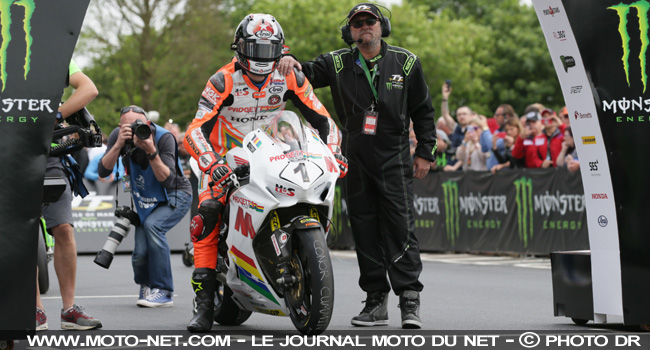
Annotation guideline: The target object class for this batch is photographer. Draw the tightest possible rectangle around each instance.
[37,60,102,331]
[98,106,191,307]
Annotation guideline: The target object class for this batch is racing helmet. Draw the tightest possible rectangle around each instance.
[232,14,285,75]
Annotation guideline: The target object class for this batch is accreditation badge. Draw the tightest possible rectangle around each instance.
[362,110,378,135]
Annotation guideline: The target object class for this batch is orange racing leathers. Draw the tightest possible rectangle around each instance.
[184,59,340,269]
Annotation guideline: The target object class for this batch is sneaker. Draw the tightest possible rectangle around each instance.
[138,288,173,308]
[136,285,151,307]
[351,292,389,326]
[61,305,102,330]
[399,290,422,329]
[36,308,48,331]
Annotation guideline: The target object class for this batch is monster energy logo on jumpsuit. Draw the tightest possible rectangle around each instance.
[0,0,35,92]
[514,177,534,248]
[609,1,650,92]
[442,180,460,245]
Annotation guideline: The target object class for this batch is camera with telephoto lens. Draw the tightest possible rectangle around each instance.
[94,206,141,269]
[131,120,152,140]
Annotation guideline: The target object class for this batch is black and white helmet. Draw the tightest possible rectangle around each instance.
[232,14,285,75]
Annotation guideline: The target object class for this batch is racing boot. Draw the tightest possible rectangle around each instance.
[399,290,422,329]
[351,292,389,326]
[187,268,217,332]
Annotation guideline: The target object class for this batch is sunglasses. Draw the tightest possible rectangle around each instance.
[120,106,146,116]
[351,18,378,28]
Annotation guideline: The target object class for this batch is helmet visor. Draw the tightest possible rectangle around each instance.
[238,39,283,62]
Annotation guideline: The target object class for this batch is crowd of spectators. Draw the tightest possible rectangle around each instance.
[408,82,577,173]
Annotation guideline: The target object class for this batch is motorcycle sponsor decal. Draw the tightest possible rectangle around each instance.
[279,232,288,245]
[0,0,35,92]
[269,152,323,162]
[230,246,280,305]
[592,193,609,199]
[275,184,295,197]
[232,155,248,167]
[252,135,262,148]
[235,207,256,239]
[253,91,266,99]
[570,85,583,94]
[254,308,285,316]
[324,156,338,173]
[589,160,601,176]
[253,21,274,39]
[561,55,576,72]
[310,206,320,222]
[231,195,264,213]
[271,234,281,256]
[270,210,281,232]
[247,142,256,153]
[582,136,596,144]
[310,131,321,143]
[268,94,281,105]
[269,78,284,85]
[269,86,283,94]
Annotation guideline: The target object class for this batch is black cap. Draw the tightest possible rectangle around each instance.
[525,111,541,122]
[347,3,380,21]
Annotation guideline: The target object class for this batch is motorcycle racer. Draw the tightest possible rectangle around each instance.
[183,13,347,333]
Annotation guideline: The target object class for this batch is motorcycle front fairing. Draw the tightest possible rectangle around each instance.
[223,112,339,316]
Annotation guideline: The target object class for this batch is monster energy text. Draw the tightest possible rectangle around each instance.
[0,0,36,92]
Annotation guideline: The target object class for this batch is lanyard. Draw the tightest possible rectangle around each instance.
[358,52,378,101]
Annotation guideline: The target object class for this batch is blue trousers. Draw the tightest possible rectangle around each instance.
[132,190,191,292]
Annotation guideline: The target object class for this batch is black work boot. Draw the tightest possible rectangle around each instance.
[351,292,389,326]
[399,290,422,329]
[187,268,217,332]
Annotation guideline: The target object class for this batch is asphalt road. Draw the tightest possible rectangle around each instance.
[18,250,640,350]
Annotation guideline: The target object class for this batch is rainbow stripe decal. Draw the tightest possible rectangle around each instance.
[230,246,279,305]
[252,135,262,148]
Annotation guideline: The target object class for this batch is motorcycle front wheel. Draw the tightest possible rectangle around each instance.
[284,227,334,335]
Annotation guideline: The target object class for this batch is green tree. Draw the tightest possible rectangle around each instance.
[79,0,235,132]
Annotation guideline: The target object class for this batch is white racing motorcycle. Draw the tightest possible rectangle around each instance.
[197,111,339,335]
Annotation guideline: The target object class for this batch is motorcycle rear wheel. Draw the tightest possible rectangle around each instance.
[284,228,334,335]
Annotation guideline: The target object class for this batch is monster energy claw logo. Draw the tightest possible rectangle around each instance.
[442,180,460,246]
[514,177,534,248]
[609,1,650,93]
[0,0,35,92]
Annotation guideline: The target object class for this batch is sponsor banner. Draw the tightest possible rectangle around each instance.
[0,0,90,336]
[328,169,588,254]
[536,0,650,323]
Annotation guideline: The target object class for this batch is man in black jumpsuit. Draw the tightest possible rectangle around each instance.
[279,3,436,329]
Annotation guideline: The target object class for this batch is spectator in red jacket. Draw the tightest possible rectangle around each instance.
[513,111,566,168]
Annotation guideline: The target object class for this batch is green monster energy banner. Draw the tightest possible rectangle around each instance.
[532,0,650,326]
[0,0,89,338]
[328,168,588,254]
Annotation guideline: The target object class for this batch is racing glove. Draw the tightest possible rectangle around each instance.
[211,162,233,188]
[334,153,348,178]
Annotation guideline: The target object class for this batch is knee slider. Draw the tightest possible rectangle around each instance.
[190,199,223,242]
